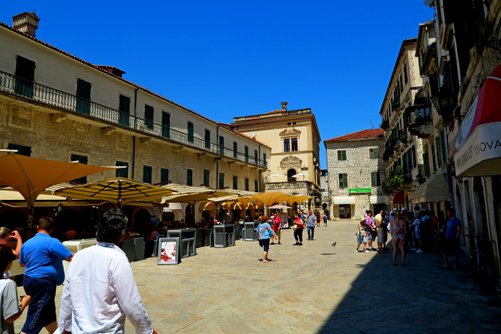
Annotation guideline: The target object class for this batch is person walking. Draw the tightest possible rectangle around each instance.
[307,210,316,240]
[0,246,31,333]
[322,213,328,227]
[389,210,407,266]
[442,208,462,269]
[293,214,304,245]
[356,218,368,253]
[19,216,73,334]
[374,210,386,253]
[58,209,157,334]
[271,214,282,245]
[256,216,275,263]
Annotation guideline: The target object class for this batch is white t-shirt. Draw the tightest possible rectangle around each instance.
[58,243,153,334]
[0,279,19,334]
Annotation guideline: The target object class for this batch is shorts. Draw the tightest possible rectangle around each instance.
[22,276,57,333]
[259,238,270,252]
[356,234,367,244]
[445,238,459,254]
[377,228,385,242]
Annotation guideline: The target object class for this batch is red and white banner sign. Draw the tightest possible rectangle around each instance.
[454,63,501,177]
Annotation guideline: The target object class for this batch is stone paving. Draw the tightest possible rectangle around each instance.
[16,219,501,333]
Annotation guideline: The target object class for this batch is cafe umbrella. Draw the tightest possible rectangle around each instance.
[52,177,178,208]
[0,151,116,208]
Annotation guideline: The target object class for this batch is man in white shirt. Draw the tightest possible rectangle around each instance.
[58,209,157,334]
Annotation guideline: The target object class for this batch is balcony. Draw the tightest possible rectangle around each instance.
[265,180,320,196]
[0,70,268,169]
[406,104,433,138]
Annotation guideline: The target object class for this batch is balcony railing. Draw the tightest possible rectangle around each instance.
[265,180,320,194]
[406,104,433,138]
[0,70,267,169]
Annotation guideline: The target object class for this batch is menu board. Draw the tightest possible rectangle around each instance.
[157,237,180,265]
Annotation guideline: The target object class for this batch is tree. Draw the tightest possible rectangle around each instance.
[382,166,403,194]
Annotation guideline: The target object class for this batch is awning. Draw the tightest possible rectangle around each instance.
[414,172,449,203]
[370,195,387,204]
[454,63,501,177]
[332,196,355,205]
[392,191,404,204]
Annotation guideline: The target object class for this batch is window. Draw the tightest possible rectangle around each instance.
[187,169,193,186]
[116,161,129,178]
[204,129,211,149]
[218,173,225,189]
[187,121,194,143]
[232,175,238,189]
[291,138,298,151]
[254,179,259,192]
[254,149,258,164]
[233,141,238,158]
[162,112,170,138]
[160,168,169,185]
[263,153,267,167]
[219,136,225,155]
[338,173,348,189]
[369,148,378,159]
[245,178,249,191]
[337,150,347,161]
[119,95,130,126]
[245,146,249,163]
[203,169,210,187]
[284,138,290,152]
[71,154,88,184]
[7,143,31,156]
[144,105,154,130]
[143,165,152,184]
[15,56,35,98]
[76,79,91,115]
[371,171,381,187]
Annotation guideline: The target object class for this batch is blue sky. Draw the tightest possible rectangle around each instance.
[1,1,434,168]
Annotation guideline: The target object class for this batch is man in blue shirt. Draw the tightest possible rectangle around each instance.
[442,208,461,269]
[307,210,317,240]
[20,216,73,334]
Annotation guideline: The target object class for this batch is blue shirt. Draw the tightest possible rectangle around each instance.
[445,217,461,240]
[257,222,274,240]
[20,232,72,284]
[307,215,316,227]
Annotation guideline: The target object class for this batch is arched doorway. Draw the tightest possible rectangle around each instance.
[287,169,297,182]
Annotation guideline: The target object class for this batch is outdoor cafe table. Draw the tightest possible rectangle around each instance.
[167,228,197,258]
[212,224,236,248]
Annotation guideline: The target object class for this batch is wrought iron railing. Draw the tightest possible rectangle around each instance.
[0,70,267,168]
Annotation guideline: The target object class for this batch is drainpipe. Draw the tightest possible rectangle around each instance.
[216,124,220,188]
[131,87,139,178]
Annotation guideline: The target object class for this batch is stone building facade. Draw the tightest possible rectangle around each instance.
[324,129,385,220]
[231,102,322,207]
[0,13,271,222]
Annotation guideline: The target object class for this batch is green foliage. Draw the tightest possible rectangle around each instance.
[382,166,403,194]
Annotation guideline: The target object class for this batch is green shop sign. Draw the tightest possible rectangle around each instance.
[348,187,372,194]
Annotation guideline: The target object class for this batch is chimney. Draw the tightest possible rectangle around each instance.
[13,12,40,37]
[281,101,288,111]
[96,66,126,78]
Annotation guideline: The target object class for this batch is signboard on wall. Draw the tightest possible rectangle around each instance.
[348,187,371,194]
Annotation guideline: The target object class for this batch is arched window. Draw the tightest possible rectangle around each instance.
[287,169,297,182]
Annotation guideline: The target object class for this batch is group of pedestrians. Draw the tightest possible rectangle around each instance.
[1,210,157,334]
[256,209,326,263]
[356,207,463,269]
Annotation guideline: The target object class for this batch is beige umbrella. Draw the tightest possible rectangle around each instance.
[52,177,177,208]
[0,152,115,207]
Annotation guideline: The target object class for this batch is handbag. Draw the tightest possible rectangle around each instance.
[292,224,297,231]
